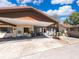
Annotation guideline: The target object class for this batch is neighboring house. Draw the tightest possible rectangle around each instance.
[0,6,58,38]
[67,24,79,38]
[59,24,79,38]
[59,24,72,36]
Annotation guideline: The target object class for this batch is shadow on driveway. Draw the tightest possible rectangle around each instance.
[0,36,47,42]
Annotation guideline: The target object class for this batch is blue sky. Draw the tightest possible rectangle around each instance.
[0,0,79,21]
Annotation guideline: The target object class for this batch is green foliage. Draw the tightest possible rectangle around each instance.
[64,12,79,25]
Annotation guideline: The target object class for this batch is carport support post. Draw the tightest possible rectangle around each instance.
[56,24,59,37]
[53,23,59,38]
[12,27,16,37]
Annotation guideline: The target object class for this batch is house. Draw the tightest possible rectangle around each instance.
[59,24,72,36]
[67,24,79,38]
[0,6,59,38]
[59,23,79,38]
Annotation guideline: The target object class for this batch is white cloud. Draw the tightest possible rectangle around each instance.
[45,6,75,17]
[0,0,16,7]
[60,17,67,21]
[33,0,44,5]
[17,0,44,5]
[17,0,32,4]
[44,6,75,21]
[51,0,74,5]
[77,0,79,6]
[44,10,58,16]
[19,4,27,6]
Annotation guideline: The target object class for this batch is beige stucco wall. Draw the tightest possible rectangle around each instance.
[0,26,34,38]
[12,26,34,37]
[16,27,24,36]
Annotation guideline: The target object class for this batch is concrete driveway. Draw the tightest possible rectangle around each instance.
[19,43,79,59]
[0,37,79,59]
[0,38,67,59]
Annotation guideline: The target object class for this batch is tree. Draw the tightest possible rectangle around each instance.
[64,12,79,25]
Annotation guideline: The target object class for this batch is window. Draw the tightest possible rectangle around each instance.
[24,28,29,33]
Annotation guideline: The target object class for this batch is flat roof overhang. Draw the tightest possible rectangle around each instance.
[0,17,53,27]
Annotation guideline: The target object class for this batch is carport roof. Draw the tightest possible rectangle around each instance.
[0,17,53,27]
